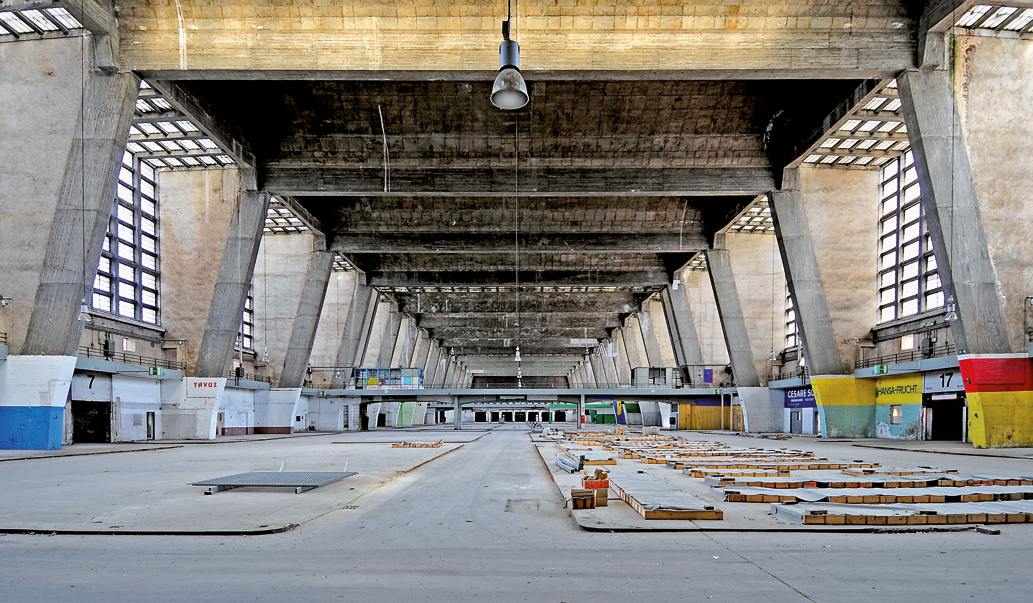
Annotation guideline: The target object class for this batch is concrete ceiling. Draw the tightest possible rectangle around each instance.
[158,77,859,357]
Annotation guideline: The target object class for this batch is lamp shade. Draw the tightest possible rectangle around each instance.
[491,67,528,110]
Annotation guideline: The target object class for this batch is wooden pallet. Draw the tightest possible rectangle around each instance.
[772,501,1033,525]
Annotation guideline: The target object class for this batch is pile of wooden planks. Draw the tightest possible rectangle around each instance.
[392,441,444,448]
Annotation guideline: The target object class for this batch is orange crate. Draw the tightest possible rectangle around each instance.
[582,479,610,490]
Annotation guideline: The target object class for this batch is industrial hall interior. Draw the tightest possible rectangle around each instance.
[3,0,1033,453]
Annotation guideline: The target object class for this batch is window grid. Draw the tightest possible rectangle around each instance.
[93,152,160,325]
[784,287,798,349]
[238,287,255,352]
[877,151,943,324]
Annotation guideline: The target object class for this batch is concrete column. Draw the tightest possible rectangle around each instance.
[899,69,1009,355]
[705,241,761,388]
[614,328,633,385]
[193,190,270,378]
[453,397,462,430]
[602,349,620,388]
[647,296,678,368]
[661,283,704,368]
[332,285,377,387]
[590,355,609,388]
[277,246,333,388]
[771,167,880,375]
[390,316,417,368]
[425,345,441,387]
[636,303,663,367]
[583,356,599,388]
[726,231,787,386]
[304,267,356,371]
[1,42,137,356]
[377,303,401,367]
[362,297,392,367]
[683,268,729,369]
[623,317,648,370]
[412,329,431,374]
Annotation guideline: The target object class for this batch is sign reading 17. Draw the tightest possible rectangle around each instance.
[939,372,953,388]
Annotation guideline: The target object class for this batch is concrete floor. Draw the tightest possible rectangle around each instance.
[1,425,1032,601]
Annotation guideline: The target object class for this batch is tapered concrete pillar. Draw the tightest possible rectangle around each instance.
[1,41,137,356]
[706,241,761,388]
[614,328,633,385]
[622,318,648,371]
[602,349,620,388]
[277,245,334,388]
[193,190,270,378]
[583,356,599,388]
[661,283,704,368]
[899,69,1009,355]
[590,355,609,387]
[332,285,377,387]
[646,297,678,367]
[636,303,663,367]
[377,303,401,367]
[771,167,880,375]
[425,345,442,387]
[453,397,462,430]
[682,268,729,371]
[308,270,357,372]
[412,328,431,374]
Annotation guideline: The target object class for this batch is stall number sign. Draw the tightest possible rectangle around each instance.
[923,369,963,393]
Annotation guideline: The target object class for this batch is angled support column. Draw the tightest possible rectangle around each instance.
[771,166,880,375]
[705,239,761,388]
[614,328,633,385]
[332,285,377,387]
[661,283,704,368]
[377,303,401,367]
[194,189,270,378]
[278,246,334,388]
[426,345,443,387]
[412,328,431,372]
[19,69,137,355]
[899,69,1009,355]
[602,348,620,388]
[770,188,846,376]
[636,304,663,367]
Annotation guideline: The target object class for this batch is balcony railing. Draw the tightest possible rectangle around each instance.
[228,369,272,384]
[0,332,7,345]
[770,365,809,381]
[855,343,957,369]
[78,346,184,370]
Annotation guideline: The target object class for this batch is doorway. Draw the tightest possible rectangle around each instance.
[923,396,966,441]
[71,401,110,443]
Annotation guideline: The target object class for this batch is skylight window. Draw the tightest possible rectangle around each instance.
[45,7,82,29]
[957,5,992,27]
[21,10,59,31]
[1003,9,1033,30]
[0,12,34,34]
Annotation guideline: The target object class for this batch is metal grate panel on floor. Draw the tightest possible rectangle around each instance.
[191,471,357,494]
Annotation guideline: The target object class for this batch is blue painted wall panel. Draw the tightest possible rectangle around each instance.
[0,406,64,450]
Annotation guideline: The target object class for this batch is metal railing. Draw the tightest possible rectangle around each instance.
[228,369,272,384]
[0,332,7,345]
[855,343,957,369]
[770,365,809,381]
[77,346,184,370]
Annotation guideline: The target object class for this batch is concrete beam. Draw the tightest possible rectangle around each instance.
[705,243,761,387]
[367,270,672,289]
[415,313,620,330]
[193,192,270,378]
[331,231,709,254]
[397,292,644,315]
[267,166,775,197]
[119,1,915,76]
[899,69,1009,355]
[21,69,136,356]
[278,248,334,388]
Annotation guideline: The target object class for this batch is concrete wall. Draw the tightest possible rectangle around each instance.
[308,270,358,375]
[682,269,729,367]
[252,233,316,383]
[255,388,300,434]
[726,232,785,385]
[737,386,782,433]
[158,169,241,374]
[0,38,88,354]
[956,35,1033,353]
[798,167,881,372]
